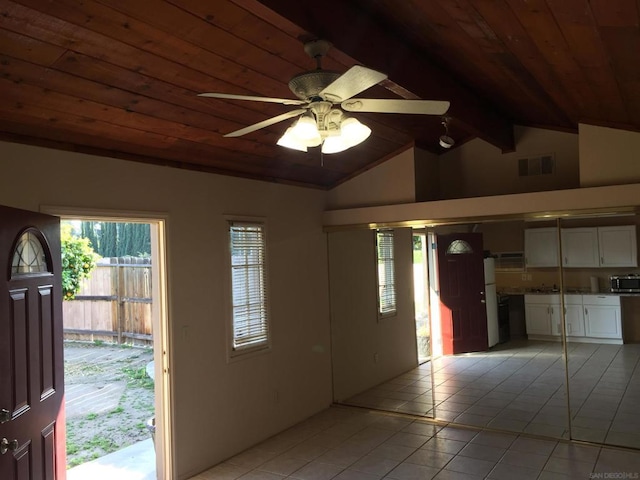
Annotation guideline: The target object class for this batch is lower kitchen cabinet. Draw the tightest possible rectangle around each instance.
[525,303,552,335]
[524,294,559,336]
[564,304,586,337]
[584,295,622,339]
[524,294,621,343]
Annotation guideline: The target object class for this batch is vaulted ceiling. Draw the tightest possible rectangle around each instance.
[1,0,638,188]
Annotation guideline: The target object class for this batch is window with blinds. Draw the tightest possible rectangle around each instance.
[229,221,269,354]
[376,230,396,316]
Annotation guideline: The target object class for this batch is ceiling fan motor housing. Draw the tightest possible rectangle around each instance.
[288,71,341,101]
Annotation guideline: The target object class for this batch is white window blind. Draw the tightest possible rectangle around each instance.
[229,222,269,352]
[376,230,396,316]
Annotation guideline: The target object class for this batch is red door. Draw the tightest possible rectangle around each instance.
[0,205,65,479]
[437,232,488,355]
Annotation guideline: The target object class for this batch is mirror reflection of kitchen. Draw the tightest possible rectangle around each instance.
[329,215,640,450]
[559,215,640,449]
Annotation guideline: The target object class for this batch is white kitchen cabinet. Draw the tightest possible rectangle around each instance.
[563,295,585,337]
[598,225,638,267]
[525,294,560,336]
[583,295,622,339]
[525,304,552,336]
[561,228,599,268]
[528,225,637,269]
[525,228,558,267]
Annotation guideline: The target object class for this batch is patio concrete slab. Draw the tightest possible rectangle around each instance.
[65,381,127,418]
[67,438,156,480]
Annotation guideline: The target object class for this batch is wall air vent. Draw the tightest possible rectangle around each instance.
[518,154,555,176]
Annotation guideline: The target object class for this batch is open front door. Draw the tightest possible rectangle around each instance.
[0,205,65,479]
[437,232,488,355]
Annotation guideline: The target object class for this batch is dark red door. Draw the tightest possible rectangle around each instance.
[437,232,488,355]
[0,205,65,479]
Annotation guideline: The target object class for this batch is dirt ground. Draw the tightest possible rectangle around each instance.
[64,342,155,468]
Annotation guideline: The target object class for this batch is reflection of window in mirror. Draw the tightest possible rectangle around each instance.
[376,229,396,317]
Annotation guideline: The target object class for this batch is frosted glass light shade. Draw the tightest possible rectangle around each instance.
[277,127,307,151]
[292,115,321,145]
[321,135,350,154]
[340,117,371,147]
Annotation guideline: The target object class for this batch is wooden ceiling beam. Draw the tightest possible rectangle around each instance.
[248,0,515,152]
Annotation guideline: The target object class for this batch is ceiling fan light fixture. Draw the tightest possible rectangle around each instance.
[277,127,308,152]
[321,135,350,154]
[340,117,371,148]
[291,113,321,142]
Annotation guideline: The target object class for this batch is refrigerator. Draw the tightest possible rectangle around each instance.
[484,257,500,348]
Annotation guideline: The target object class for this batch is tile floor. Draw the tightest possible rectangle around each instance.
[189,406,640,480]
[342,339,640,450]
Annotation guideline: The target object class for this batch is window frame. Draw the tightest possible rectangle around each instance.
[225,217,271,359]
[375,229,397,318]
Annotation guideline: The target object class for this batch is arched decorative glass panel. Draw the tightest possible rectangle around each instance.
[11,230,50,276]
[446,239,473,255]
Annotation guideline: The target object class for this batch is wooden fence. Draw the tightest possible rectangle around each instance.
[63,257,153,346]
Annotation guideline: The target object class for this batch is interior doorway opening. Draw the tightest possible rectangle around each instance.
[412,231,430,364]
[45,209,172,480]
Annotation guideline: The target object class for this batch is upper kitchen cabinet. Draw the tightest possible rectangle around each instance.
[561,228,600,268]
[526,225,638,268]
[525,228,558,267]
[598,225,638,267]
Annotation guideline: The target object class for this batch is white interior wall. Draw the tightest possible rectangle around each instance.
[328,227,417,401]
[0,141,332,480]
[438,126,579,199]
[326,146,416,209]
[579,123,640,187]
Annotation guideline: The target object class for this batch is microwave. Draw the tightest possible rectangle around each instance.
[610,274,640,293]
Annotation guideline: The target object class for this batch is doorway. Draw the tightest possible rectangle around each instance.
[46,209,172,480]
[413,231,430,364]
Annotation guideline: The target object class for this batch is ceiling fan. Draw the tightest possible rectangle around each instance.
[199,40,450,154]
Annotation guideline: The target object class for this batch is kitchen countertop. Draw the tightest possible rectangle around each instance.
[498,289,640,297]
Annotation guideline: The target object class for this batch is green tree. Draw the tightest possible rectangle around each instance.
[81,221,99,252]
[101,223,118,257]
[132,223,151,257]
[117,223,133,257]
[61,224,100,300]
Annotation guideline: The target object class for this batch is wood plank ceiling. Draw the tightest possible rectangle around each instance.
[0,0,638,188]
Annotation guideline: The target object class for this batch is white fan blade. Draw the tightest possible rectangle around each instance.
[320,65,387,102]
[342,98,450,115]
[198,92,306,106]
[224,108,307,137]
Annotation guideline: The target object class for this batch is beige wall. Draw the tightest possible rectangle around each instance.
[579,123,640,188]
[328,227,417,401]
[414,147,440,202]
[0,141,332,479]
[326,147,416,209]
[438,126,579,199]
[323,183,640,227]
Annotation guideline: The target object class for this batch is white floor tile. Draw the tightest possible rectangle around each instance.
[289,461,345,480]
[458,443,506,462]
[348,455,399,476]
[404,449,454,469]
[258,456,310,476]
[421,437,467,455]
[385,462,440,480]
[499,450,548,470]
[444,455,496,477]
[486,462,540,480]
